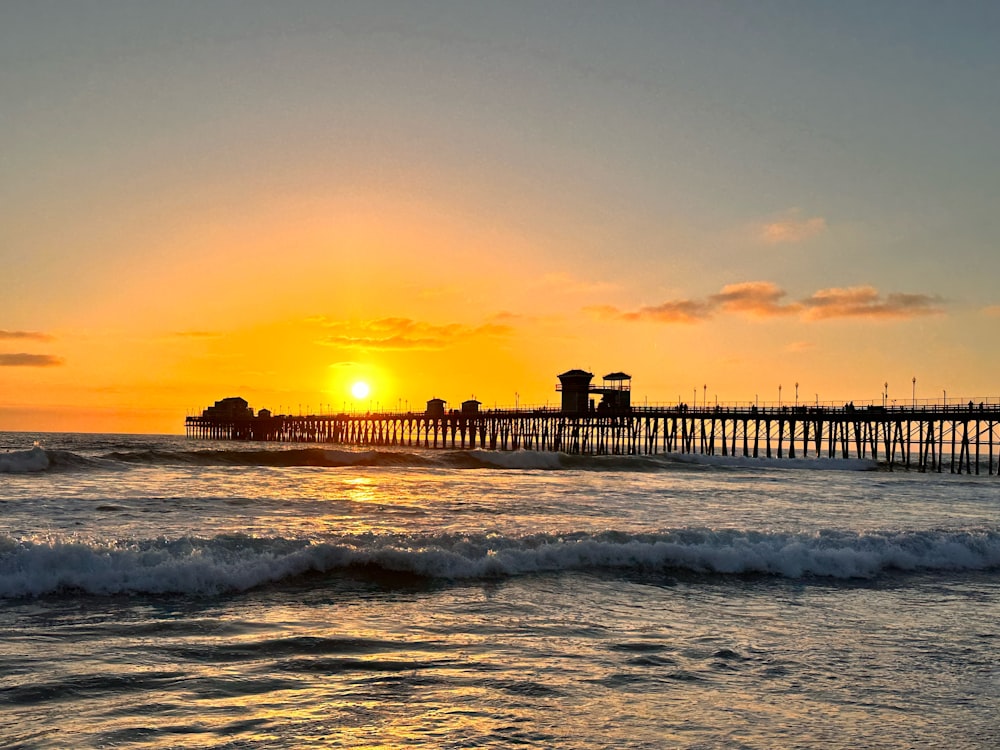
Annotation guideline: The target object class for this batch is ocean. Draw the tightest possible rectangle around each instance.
[1,431,998,749]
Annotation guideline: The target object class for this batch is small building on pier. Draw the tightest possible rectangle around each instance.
[461,399,481,415]
[593,372,632,412]
[556,369,632,413]
[426,398,446,418]
[557,369,594,413]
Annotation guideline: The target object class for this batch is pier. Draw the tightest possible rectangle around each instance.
[186,402,1000,475]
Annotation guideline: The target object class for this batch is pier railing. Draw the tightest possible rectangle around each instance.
[186,402,1000,475]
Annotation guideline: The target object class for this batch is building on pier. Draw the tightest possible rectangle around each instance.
[557,369,595,413]
[593,371,632,412]
[426,398,446,418]
[556,369,632,413]
[202,396,253,420]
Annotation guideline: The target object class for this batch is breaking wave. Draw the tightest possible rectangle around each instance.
[1,445,878,474]
[2,527,998,598]
[0,446,51,473]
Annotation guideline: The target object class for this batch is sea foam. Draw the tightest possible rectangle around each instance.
[0,446,50,473]
[2,527,998,598]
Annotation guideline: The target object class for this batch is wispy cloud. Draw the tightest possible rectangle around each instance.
[621,299,714,324]
[756,210,827,245]
[982,305,1000,317]
[169,330,222,339]
[0,353,65,367]
[592,282,943,324]
[801,286,943,320]
[0,330,54,341]
[709,281,797,317]
[319,317,513,350]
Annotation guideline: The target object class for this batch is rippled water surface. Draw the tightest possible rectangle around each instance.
[1,432,999,748]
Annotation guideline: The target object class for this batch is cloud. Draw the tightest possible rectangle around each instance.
[319,317,513,350]
[594,281,944,324]
[982,305,1000,317]
[0,353,65,367]
[169,330,222,339]
[801,286,943,320]
[709,281,798,317]
[0,330,54,341]
[757,212,827,244]
[622,299,714,324]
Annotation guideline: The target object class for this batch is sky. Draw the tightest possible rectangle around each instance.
[3,0,1000,433]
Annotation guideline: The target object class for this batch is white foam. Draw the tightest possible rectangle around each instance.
[2,528,998,598]
[0,446,50,473]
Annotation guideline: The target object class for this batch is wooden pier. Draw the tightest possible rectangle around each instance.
[186,403,1000,475]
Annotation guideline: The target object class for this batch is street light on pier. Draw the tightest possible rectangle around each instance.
[883,382,888,408]
[795,382,799,407]
[778,384,782,407]
[912,377,916,407]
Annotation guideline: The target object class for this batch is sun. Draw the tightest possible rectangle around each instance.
[351,381,370,399]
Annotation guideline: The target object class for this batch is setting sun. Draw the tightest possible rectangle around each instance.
[351,381,371,399]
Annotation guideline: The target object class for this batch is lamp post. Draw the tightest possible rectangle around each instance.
[795,382,799,407]
[884,382,888,408]
[778,384,782,408]
[912,377,916,408]
[703,384,707,410]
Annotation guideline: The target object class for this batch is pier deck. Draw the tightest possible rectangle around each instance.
[186,403,1000,475]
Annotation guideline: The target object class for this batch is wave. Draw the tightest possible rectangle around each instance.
[2,527,998,598]
[0,446,123,473]
[1,445,880,474]
[0,446,52,473]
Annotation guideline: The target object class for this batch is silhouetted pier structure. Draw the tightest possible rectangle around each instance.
[186,401,1000,475]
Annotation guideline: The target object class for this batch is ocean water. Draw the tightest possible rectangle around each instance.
[1,432,998,749]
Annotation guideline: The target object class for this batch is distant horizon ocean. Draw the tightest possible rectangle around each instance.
[2,431,998,748]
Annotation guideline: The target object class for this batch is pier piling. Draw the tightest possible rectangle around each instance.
[186,403,1000,475]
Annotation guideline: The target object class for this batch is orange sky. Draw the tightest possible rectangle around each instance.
[3,3,999,434]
